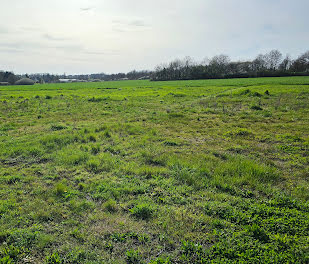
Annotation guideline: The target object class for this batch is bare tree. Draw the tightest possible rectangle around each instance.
[265,50,283,70]
[279,55,292,71]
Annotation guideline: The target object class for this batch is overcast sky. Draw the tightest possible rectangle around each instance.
[0,0,308,74]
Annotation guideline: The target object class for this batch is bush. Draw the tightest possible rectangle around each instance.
[15,78,35,85]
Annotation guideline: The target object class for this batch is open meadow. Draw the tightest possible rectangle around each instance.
[0,77,308,263]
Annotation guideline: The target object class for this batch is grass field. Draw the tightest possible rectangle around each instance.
[0,77,308,263]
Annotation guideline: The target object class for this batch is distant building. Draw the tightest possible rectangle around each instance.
[59,79,78,83]
[138,76,150,80]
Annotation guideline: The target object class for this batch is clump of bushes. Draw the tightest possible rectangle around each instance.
[15,78,35,85]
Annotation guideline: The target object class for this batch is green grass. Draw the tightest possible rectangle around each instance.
[0,77,308,263]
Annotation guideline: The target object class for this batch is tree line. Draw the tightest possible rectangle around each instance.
[0,70,152,84]
[2,50,309,84]
[0,71,19,84]
[151,50,309,81]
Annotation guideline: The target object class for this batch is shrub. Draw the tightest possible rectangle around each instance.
[15,78,35,85]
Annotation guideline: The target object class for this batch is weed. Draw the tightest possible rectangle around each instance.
[126,249,141,264]
[104,199,118,213]
[45,252,63,264]
[51,124,67,131]
[246,224,270,242]
[90,144,100,155]
[251,105,263,110]
[129,203,154,220]
[54,181,69,198]
[225,128,253,137]
[0,245,21,262]
[88,134,96,142]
